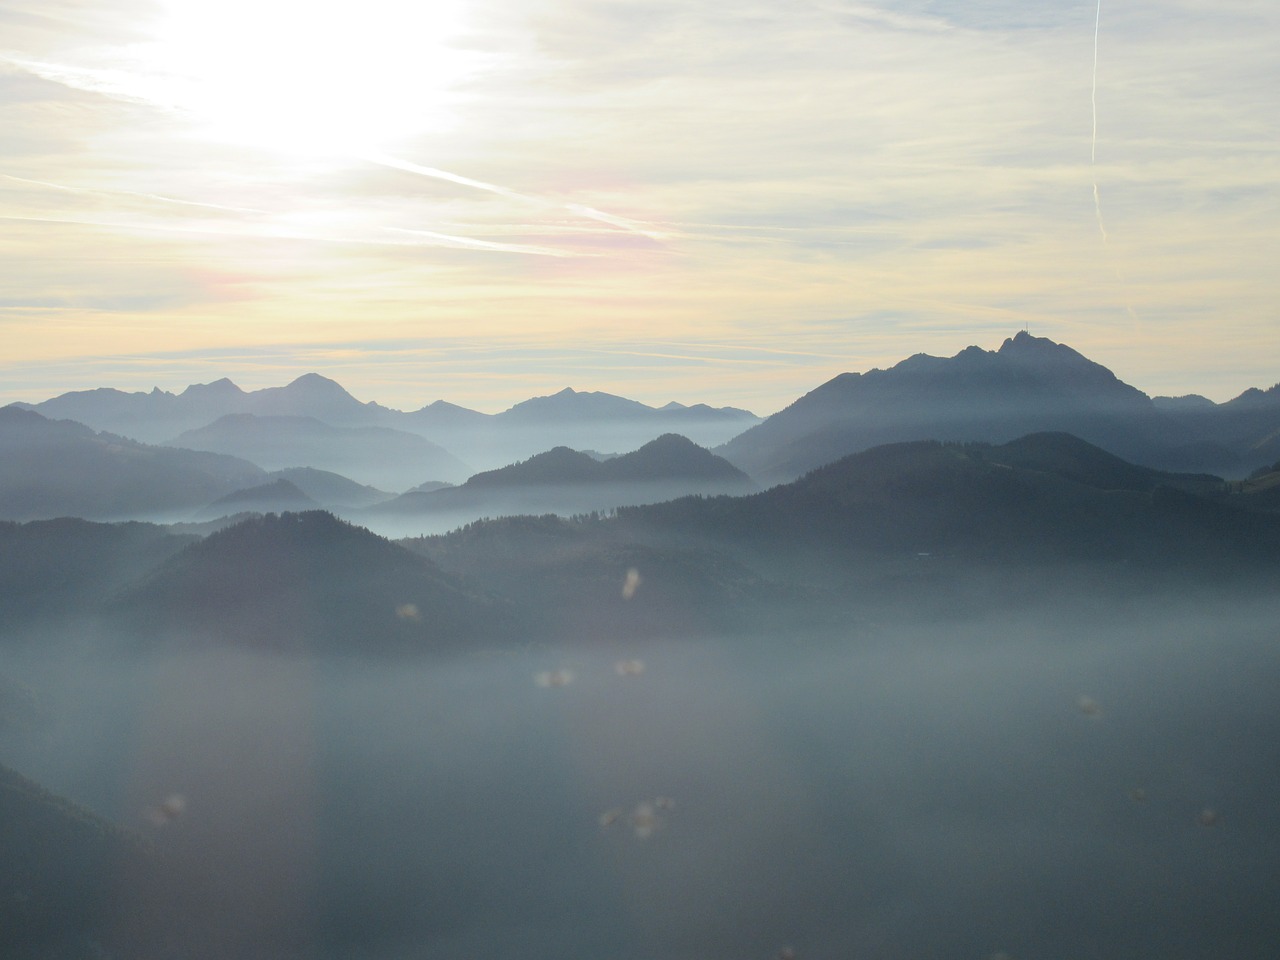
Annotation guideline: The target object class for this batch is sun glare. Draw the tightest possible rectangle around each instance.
[136,0,481,158]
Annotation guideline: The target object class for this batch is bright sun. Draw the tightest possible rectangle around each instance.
[136,0,481,158]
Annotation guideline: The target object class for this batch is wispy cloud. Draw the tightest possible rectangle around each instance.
[1,0,1277,410]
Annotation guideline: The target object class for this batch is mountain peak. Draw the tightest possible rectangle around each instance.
[499,388,654,421]
[283,373,349,394]
[998,330,1082,360]
[180,377,243,399]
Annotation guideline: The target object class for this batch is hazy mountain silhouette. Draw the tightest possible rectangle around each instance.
[194,478,319,520]
[405,513,790,641]
[633,433,1278,571]
[717,332,1279,482]
[19,376,761,473]
[267,467,394,508]
[399,432,1280,637]
[366,435,754,535]
[0,407,266,521]
[0,517,195,630]
[115,511,516,653]
[17,373,391,442]
[166,413,471,489]
[459,434,750,487]
[1234,460,1280,513]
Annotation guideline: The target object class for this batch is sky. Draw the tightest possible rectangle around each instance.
[1,0,1277,416]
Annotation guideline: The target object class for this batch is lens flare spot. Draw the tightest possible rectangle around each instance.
[622,568,642,600]
[1076,694,1101,717]
[145,792,187,827]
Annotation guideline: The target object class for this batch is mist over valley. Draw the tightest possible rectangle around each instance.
[3,333,1280,958]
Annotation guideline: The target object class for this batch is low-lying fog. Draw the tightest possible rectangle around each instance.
[4,590,1279,959]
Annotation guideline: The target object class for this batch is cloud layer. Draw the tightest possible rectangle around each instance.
[1,0,1277,411]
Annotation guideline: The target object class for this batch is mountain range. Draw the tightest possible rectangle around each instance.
[167,413,472,489]
[15,376,762,472]
[4,428,1280,959]
[0,406,266,522]
[718,332,1280,482]
[5,430,1274,655]
[5,332,1279,531]
[5,333,1280,960]
[367,433,753,534]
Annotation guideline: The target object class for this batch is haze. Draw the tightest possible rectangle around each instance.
[5,582,1279,959]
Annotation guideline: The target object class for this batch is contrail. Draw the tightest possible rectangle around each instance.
[1091,0,1108,242]
[4,56,668,250]
[363,152,668,241]
[1091,0,1102,164]
[1,172,263,215]
[385,227,577,258]
[1089,0,1138,328]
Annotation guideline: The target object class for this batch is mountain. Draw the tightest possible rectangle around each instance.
[0,406,267,521]
[601,432,753,483]
[115,511,516,652]
[195,478,319,520]
[717,332,1280,482]
[717,332,1162,482]
[1,762,152,959]
[398,432,1280,638]
[630,433,1278,570]
[405,513,789,641]
[0,517,196,630]
[17,373,390,442]
[434,434,748,490]
[365,435,754,535]
[166,413,472,489]
[20,377,762,472]
[236,371,382,422]
[496,387,656,423]
[268,467,394,508]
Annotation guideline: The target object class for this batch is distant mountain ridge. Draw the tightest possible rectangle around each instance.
[11,333,1279,487]
[634,432,1277,567]
[464,434,749,487]
[167,413,472,489]
[718,332,1280,481]
[367,434,754,530]
[0,406,266,522]
[16,375,762,471]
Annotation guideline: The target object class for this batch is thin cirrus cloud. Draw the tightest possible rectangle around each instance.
[0,0,1277,411]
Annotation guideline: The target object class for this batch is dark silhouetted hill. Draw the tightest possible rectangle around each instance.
[0,518,195,629]
[465,446,602,486]
[0,407,266,521]
[717,332,1279,482]
[195,478,319,519]
[267,467,393,508]
[368,435,753,529]
[631,433,1277,568]
[717,332,1159,482]
[448,434,747,489]
[403,433,1280,635]
[405,513,792,641]
[116,511,516,653]
[1,762,152,959]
